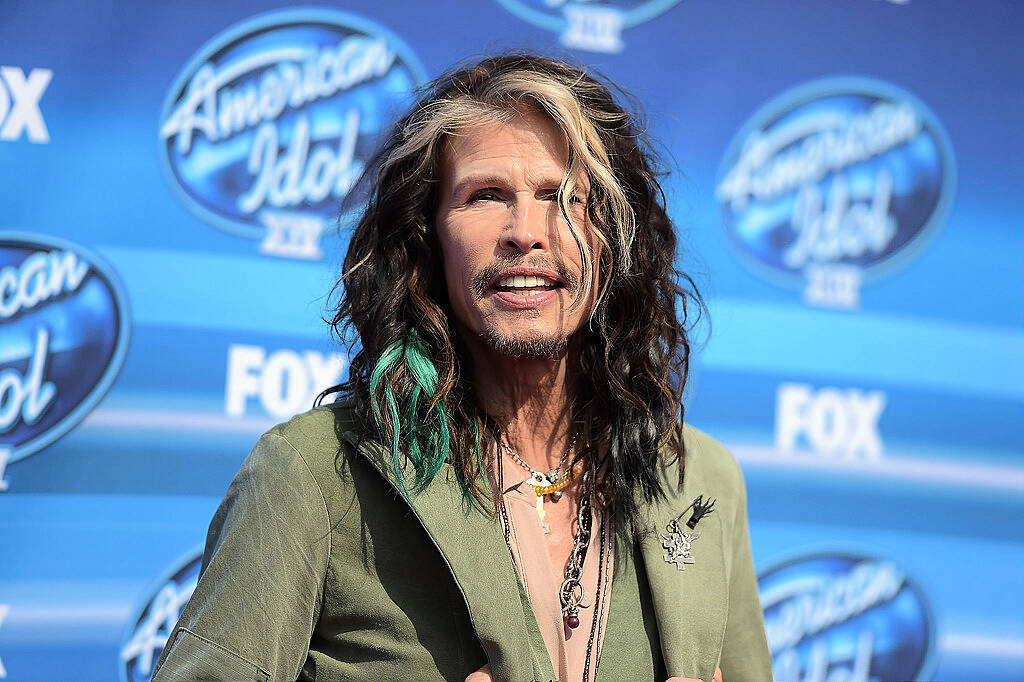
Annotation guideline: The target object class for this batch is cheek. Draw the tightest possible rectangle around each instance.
[436,226,482,325]
[563,224,600,285]
[439,232,473,292]
[573,232,605,314]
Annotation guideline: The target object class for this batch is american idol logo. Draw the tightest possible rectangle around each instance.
[159,9,426,259]
[717,78,956,308]
[758,553,934,682]
[0,233,130,468]
[494,0,683,53]
[121,548,203,682]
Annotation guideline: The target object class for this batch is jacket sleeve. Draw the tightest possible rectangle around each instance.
[719,462,773,682]
[152,431,331,682]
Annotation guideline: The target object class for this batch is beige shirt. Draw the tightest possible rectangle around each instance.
[498,451,614,682]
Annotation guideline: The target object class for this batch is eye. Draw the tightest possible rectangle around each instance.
[539,189,584,205]
[468,188,503,203]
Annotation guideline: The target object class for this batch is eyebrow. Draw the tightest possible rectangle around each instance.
[451,174,511,199]
[451,173,590,199]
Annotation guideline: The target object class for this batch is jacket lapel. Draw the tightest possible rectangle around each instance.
[341,430,555,682]
[635,451,728,682]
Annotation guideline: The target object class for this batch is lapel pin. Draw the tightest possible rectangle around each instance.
[661,494,716,570]
[686,494,716,529]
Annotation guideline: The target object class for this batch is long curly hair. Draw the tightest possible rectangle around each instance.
[321,54,704,534]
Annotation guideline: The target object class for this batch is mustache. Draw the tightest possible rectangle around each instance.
[471,254,578,297]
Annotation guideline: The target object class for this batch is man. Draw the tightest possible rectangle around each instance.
[153,54,771,682]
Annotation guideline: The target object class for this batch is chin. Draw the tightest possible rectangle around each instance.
[480,326,569,359]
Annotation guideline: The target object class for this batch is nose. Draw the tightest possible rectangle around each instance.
[500,194,548,254]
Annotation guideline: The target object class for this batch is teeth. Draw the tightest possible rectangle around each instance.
[497,274,556,288]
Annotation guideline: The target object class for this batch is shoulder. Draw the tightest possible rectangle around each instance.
[236,400,388,524]
[650,423,747,519]
[680,423,745,495]
[262,403,349,455]
[250,400,365,477]
[218,408,338,515]
[216,404,351,521]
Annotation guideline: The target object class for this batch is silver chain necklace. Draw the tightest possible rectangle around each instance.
[558,472,591,630]
[496,444,593,630]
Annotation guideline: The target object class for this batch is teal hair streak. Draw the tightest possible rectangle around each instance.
[369,328,458,500]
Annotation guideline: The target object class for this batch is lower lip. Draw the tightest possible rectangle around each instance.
[491,289,560,309]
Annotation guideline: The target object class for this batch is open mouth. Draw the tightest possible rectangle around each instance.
[491,273,563,297]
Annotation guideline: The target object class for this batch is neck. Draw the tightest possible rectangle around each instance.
[465,333,579,473]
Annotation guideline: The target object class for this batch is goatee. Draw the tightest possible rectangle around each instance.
[480,327,568,359]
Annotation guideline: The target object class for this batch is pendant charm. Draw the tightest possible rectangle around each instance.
[536,494,550,534]
[661,519,700,570]
[551,490,563,502]
[546,469,559,483]
[564,601,581,629]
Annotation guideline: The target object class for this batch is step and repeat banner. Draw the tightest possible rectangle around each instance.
[1,1,1021,680]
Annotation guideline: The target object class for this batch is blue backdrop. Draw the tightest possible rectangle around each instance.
[1,1,1021,680]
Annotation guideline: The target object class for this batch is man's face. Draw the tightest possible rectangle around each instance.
[434,110,596,358]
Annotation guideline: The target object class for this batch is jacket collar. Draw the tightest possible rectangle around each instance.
[340,429,556,682]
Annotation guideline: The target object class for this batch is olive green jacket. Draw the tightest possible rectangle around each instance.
[153,404,771,682]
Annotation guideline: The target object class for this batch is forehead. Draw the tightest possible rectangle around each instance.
[438,110,570,181]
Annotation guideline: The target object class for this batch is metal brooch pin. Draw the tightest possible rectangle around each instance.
[661,494,716,570]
